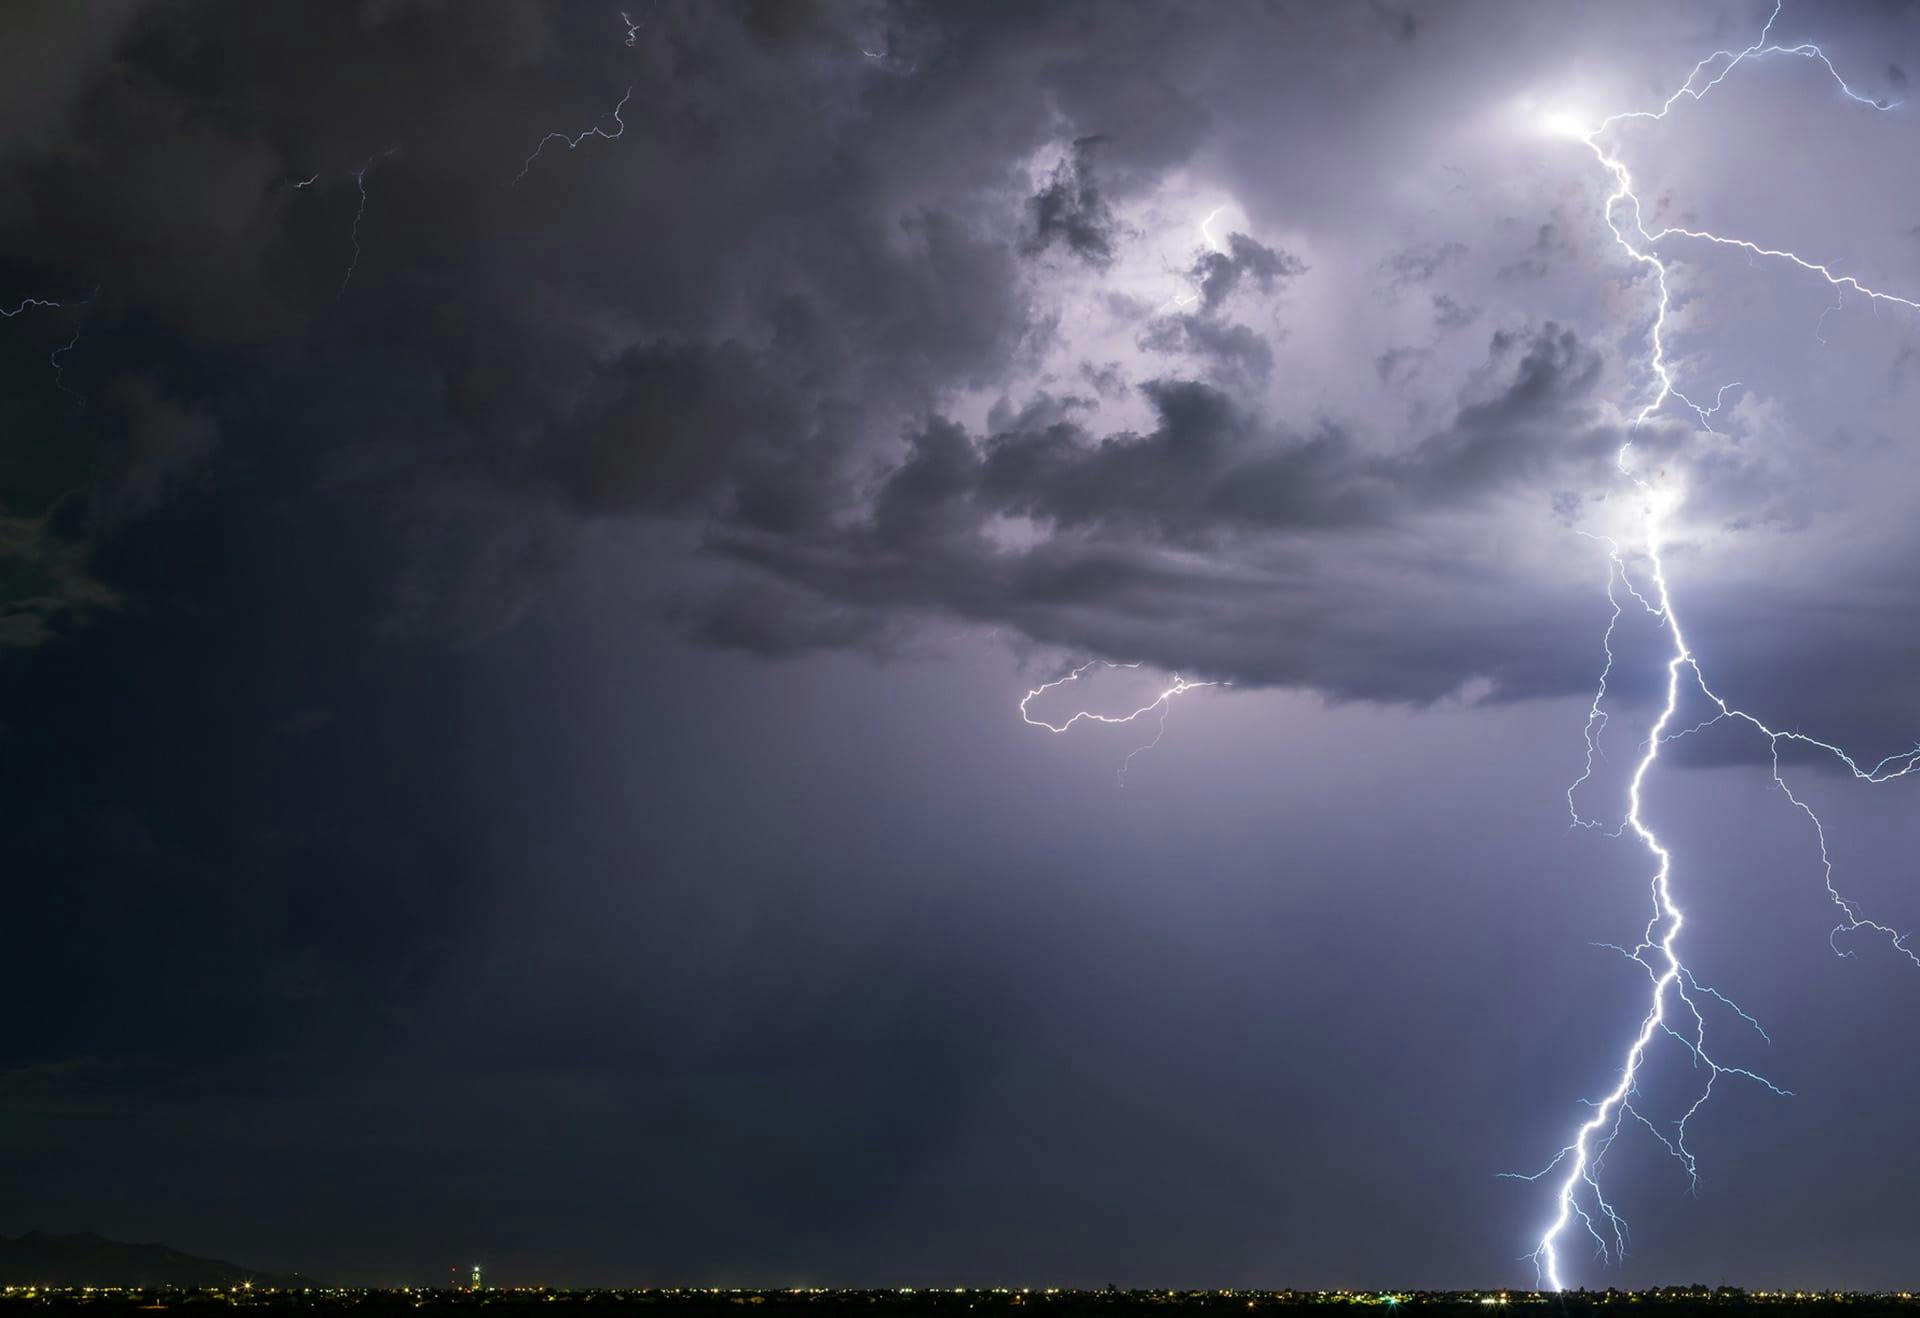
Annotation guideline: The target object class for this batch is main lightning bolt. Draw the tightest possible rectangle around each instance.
[1521,2,1920,1290]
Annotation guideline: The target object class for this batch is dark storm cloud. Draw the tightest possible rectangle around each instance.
[9,0,1920,1285]
[0,0,1837,853]
[1189,232,1307,312]
[1024,135,1120,268]
[1129,232,1306,387]
[1432,292,1479,329]
[1376,344,1429,385]
[704,322,1630,702]
[1136,312,1276,386]
[4,0,1904,1100]
[0,0,1631,719]
[1368,0,1420,45]
[0,0,1266,1112]
[1381,240,1467,290]
[1496,221,1575,282]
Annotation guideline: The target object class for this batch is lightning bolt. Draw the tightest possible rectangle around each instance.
[1,297,63,318]
[1523,1,1920,1290]
[4,289,95,396]
[1019,660,1222,785]
[515,86,631,182]
[1199,204,1228,254]
[341,148,398,293]
[514,10,652,182]
[49,314,86,400]
[1160,203,1235,311]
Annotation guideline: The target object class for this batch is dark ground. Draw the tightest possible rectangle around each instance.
[4,1290,1918,1318]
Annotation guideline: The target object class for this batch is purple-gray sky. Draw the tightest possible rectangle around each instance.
[5,0,1920,1292]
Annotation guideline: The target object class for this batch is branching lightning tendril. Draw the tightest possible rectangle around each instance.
[1521,1,1920,1290]
[4,289,95,395]
[1,298,63,319]
[49,314,86,399]
[1020,660,1223,785]
[341,149,398,293]
[516,87,632,182]
[514,11,650,182]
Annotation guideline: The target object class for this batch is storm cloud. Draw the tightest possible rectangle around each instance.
[8,0,1920,1289]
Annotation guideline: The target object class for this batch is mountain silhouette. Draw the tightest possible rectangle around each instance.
[0,1231,315,1288]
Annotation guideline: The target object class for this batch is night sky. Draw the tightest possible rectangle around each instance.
[8,0,1920,1293]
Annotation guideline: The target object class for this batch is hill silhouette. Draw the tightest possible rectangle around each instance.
[0,1231,314,1288]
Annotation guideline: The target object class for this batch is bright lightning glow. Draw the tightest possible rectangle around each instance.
[1199,205,1228,254]
[1523,1,1920,1291]
[1538,107,1595,141]
[1020,660,1222,784]
[1,297,62,318]
[1158,204,1238,311]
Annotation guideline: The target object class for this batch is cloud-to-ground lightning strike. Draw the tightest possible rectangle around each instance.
[1020,660,1222,784]
[1521,2,1920,1290]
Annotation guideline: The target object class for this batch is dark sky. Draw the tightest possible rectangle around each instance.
[7,0,1920,1292]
